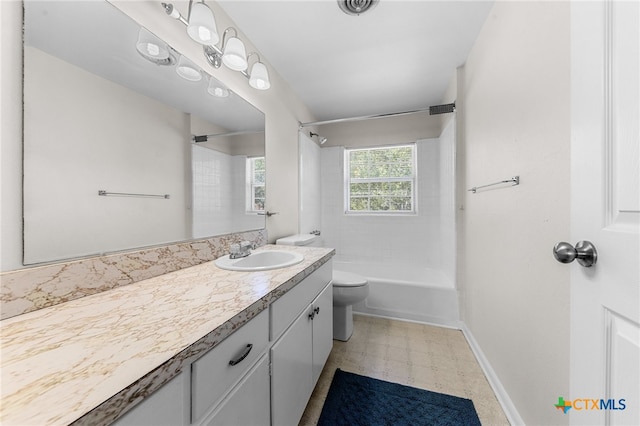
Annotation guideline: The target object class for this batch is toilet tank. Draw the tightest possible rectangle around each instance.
[275,234,323,247]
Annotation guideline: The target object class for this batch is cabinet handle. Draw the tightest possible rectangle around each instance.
[308,306,321,320]
[229,343,253,366]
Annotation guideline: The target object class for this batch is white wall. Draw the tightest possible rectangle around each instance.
[459,2,571,425]
[23,47,191,264]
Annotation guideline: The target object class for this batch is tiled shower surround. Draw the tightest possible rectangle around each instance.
[0,229,267,320]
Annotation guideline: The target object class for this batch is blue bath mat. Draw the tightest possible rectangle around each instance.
[318,369,482,426]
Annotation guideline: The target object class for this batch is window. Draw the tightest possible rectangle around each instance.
[247,157,265,212]
[345,144,416,214]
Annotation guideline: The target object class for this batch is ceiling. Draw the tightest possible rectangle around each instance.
[219,0,494,122]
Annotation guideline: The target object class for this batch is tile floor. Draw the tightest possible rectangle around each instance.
[300,314,510,425]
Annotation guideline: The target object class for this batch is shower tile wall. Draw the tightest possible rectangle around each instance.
[192,145,260,237]
[321,138,454,270]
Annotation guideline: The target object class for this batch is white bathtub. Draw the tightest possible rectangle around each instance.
[332,260,460,328]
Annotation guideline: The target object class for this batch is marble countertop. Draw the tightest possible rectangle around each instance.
[0,245,334,426]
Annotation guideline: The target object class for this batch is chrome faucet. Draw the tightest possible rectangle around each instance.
[229,241,254,259]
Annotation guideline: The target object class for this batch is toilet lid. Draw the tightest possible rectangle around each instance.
[332,270,367,287]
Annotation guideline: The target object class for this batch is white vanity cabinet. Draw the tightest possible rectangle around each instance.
[112,259,333,426]
[270,261,333,426]
[191,308,270,425]
[200,354,270,426]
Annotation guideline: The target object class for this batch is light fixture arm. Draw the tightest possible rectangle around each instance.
[246,52,261,67]
[161,2,188,25]
[220,27,238,50]
[203,28,250,78]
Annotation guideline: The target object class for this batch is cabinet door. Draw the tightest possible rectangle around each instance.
[270,307,313,426]
[312,282,333,385]
[202,354,270,426]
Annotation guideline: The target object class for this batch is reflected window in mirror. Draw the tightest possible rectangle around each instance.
[247,157,266,213]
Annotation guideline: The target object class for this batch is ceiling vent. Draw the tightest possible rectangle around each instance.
[338,0,379,16]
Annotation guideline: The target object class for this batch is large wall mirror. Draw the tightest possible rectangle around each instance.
[23,1,265,265]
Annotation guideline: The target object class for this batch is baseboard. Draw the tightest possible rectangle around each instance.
[460,323,525,426]
[353,309,462,330]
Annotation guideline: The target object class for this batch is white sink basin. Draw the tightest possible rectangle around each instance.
[214,250,304,272]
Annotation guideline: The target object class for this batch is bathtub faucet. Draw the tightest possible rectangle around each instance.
[229,241,254,259]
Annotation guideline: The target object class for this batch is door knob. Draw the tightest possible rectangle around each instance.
[553,240,598,267]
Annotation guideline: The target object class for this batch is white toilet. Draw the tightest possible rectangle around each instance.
[276,234,369,341]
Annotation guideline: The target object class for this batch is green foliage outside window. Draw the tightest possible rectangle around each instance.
[346,145,415,213]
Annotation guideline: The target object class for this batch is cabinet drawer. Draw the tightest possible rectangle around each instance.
[191,308,269,423]
[270,260,332,340]
[202,354,270,426]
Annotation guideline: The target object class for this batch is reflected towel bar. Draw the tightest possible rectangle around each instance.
[98,190,170,199]
[468,176,519,193]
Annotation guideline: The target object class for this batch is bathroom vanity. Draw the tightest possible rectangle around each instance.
[0,245,334,426]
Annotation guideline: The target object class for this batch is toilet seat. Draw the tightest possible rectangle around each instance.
[332,270,367,287]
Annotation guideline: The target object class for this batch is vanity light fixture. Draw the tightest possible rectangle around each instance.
[161,1,271,91]
[186,1,219,45]
[248,53,271,90]
[221,28,248,71]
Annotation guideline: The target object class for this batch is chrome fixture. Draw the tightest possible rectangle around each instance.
[553,241,598,267]
[98,190,170,199]
[229,241,255,259]
[257,211,279,217]
[338,0,379,16]
[310,132,328,145]
[161,1,271,90]
[468,176,519,193]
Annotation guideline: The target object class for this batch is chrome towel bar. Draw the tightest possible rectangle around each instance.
[98,190,170,199]
[468,176,519,193]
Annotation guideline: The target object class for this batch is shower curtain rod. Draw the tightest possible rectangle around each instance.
[299,107,433,128]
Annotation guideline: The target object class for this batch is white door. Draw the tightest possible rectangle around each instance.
[568,1,639,425]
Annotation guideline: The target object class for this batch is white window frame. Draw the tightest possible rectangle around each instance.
[246,156,265,213]
[344,144,417,215]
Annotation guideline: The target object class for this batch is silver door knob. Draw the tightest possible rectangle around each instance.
[553,240,598,267]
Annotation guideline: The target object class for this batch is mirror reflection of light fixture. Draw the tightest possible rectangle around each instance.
[161,1,271,91]
[176,55,202,81]
[136,28,175,65]
[136,27,169,60]
[207,77,229,97]
[248,53,271,90]
[186,1,219,45]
